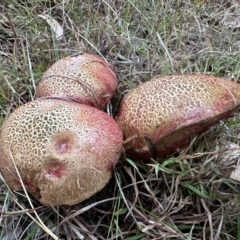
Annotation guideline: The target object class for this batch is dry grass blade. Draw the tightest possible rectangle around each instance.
[60,197,117,225]
[40,74,100,108]
[201,198,213,240]
[38,14,64,40]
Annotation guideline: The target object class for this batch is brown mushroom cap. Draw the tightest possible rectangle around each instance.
[35,53,118,109]
[116,74,240,160]
[0,99,123,206]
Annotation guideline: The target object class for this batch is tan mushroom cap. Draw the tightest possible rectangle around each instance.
[36,53,118,109]
[116,74,240,160]
[0,99,123,206]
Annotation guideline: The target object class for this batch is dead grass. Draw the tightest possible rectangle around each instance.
[1,0,240,239]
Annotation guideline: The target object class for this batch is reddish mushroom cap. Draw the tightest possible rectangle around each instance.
[116,74,240,160]
[0,98,123,206]
[36,53,118,109]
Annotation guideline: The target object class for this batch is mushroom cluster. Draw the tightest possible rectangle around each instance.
[1,52,240,206]
[0,53,123,206]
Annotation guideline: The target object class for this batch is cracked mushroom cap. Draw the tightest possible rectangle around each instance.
[116,74,240,160]
[36,53,118,109]
[0,98,123,206]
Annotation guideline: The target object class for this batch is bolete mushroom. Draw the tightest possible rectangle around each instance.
[116,74,240,160]
[0,98,123,206]
[36,53,118,109]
